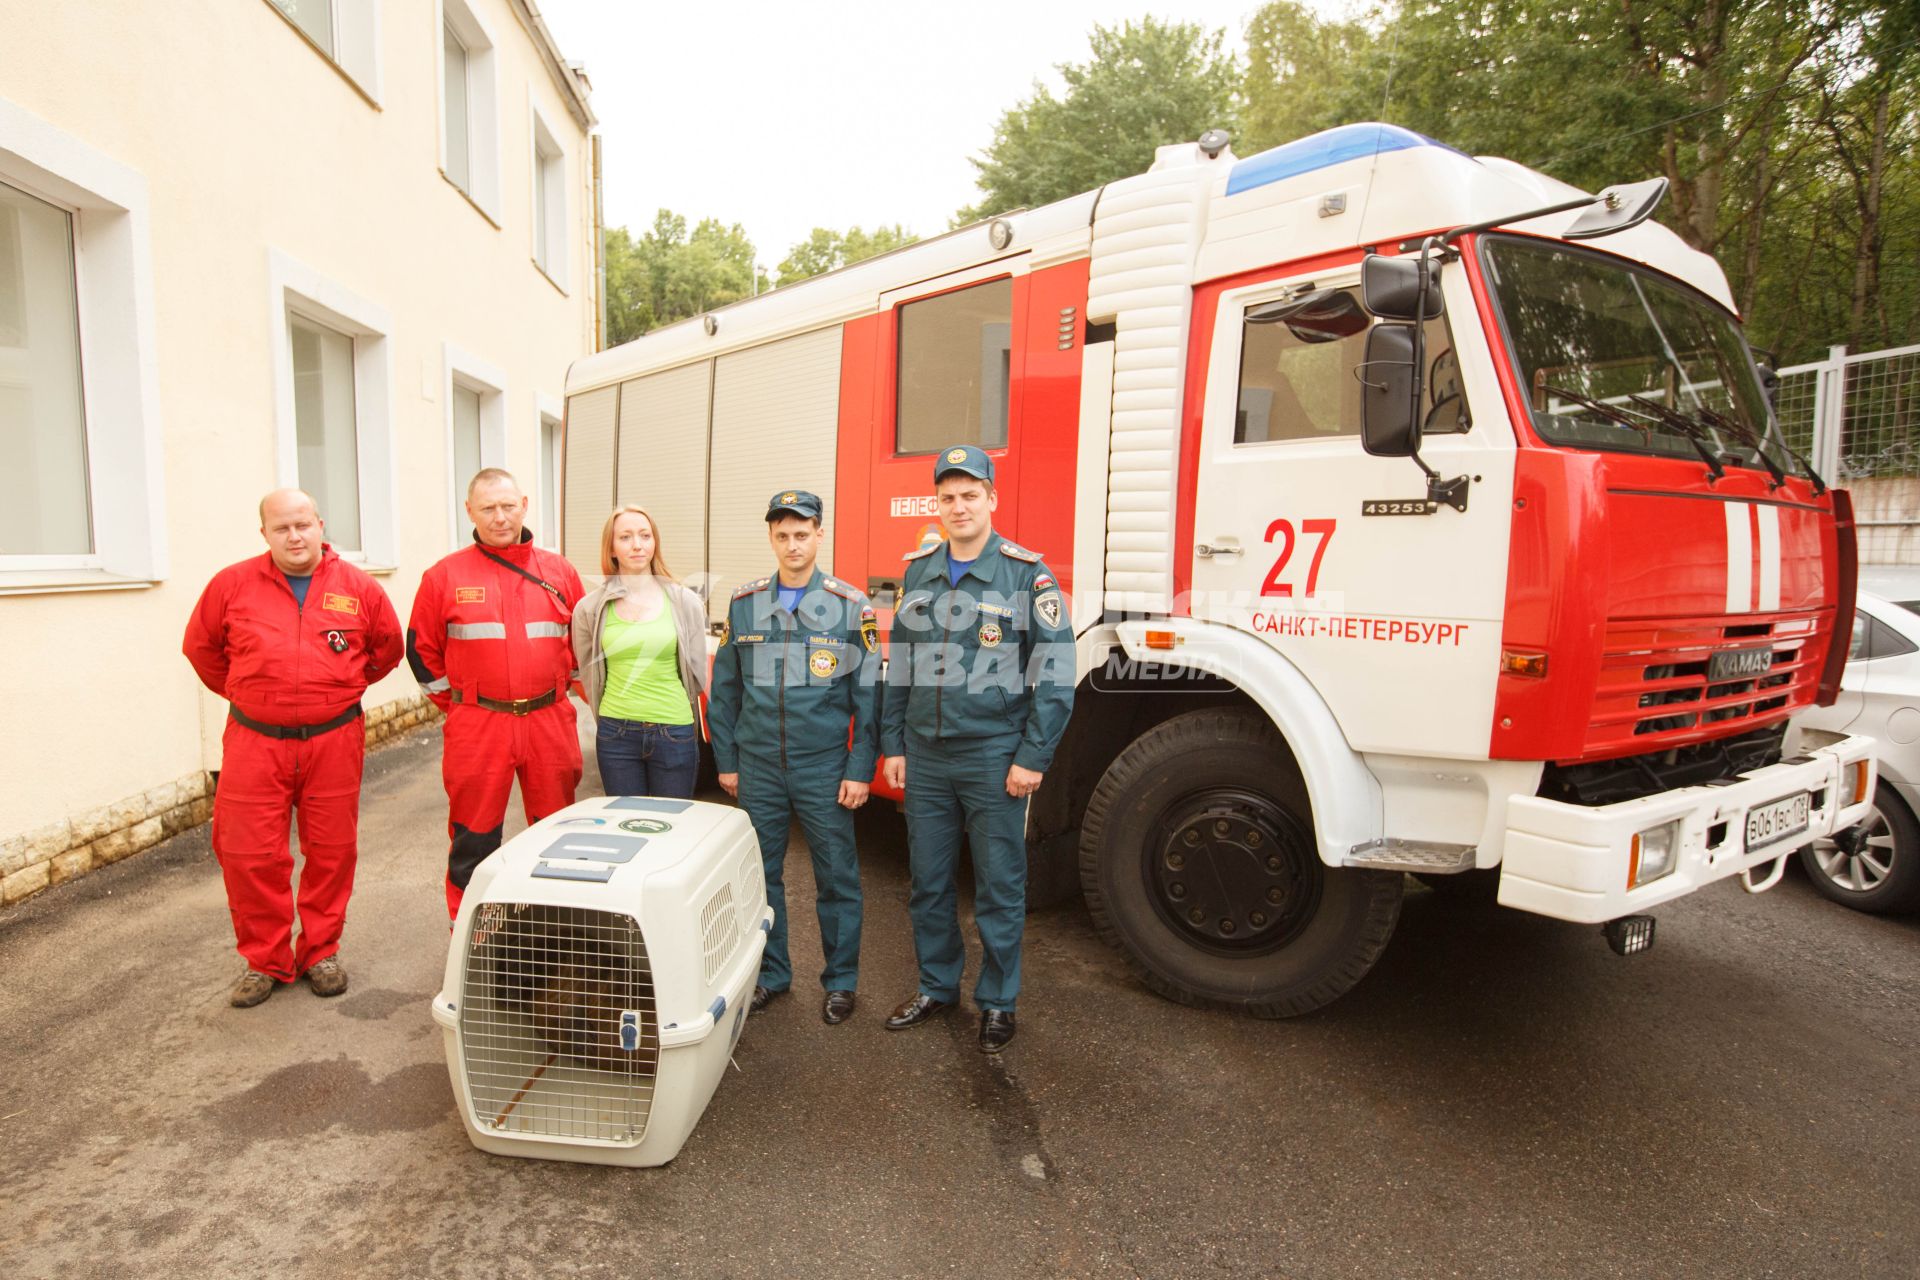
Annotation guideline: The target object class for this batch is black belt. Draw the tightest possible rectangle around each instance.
[451,688,560,716]
[229,703,363,741]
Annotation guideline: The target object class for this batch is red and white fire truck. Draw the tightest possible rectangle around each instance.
[560,123,1875,1016]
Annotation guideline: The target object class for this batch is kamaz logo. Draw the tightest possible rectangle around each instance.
[1707,647,1774,681]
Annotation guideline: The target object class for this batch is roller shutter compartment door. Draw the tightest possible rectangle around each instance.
[562,385,618,575]
[616,361,714,591]
[706,326,844,622]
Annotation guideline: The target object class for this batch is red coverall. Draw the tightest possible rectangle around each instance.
[182,546,403,980]
[407,531,586,918]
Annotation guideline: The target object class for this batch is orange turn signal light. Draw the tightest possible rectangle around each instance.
[1144,630,1180,650]
[1500,648,1549,679]
[1850,761,1870,806]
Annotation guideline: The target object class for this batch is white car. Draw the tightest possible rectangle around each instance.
[1793,588,1920,913]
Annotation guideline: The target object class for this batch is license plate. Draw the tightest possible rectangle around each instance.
[1745,793,1811,851]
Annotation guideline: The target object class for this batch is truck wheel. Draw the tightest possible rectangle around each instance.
[1799,781,1920,914]
[1079,708,1402,1017]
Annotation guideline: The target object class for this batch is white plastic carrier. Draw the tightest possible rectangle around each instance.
[431,796,770,1167]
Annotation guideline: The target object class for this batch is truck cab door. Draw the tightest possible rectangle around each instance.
[1185,265,1514,757]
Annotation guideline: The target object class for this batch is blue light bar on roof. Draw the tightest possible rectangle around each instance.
[1226,123,1469,197]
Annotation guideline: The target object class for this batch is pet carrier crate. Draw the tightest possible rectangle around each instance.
[431,796,771,1166]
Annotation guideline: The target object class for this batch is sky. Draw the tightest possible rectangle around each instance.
[534,1,1284,271]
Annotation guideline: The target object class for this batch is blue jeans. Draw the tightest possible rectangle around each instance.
[595,717,699,799]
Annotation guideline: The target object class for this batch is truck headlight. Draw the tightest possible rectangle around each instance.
[1629,821,1681,888]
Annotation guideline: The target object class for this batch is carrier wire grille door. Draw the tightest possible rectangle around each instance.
[458,903,658,1143]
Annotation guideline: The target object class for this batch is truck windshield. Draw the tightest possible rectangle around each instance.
[1481,235,1798,480]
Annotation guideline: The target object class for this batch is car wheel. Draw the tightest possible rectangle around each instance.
[1798,781,1920,914]
[1079,708,1402,1018]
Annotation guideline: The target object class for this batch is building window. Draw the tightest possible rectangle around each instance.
[442,23,470,193]
[0,179,91,557]
[289,313,362,550]
[262,0,381,103]
[0,98,164,592]
[269,249,395,569]
[439,0,500,220]
[895,276,1012,455]
[529,103,568,286]
[538,398,562,549]
[442,342,507,548]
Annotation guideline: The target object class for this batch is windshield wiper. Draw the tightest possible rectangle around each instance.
[1625,395,1727,481]
[1696,405,1787,489]
[1542,383,1656,434]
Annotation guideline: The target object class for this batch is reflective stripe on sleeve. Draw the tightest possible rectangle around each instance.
[423,676,451,693]
[446,622,508,640]
[525,621,568,639]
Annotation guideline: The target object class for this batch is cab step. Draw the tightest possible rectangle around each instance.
[1344,840,1477,873]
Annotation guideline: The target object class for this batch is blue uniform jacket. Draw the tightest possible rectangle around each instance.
[880,530,1076,772]
[709,568,881,780]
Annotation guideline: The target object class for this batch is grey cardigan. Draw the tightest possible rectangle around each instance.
[571,577,711,729]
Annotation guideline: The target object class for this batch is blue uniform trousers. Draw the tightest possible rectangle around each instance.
[737,749,863,992]
[903,731,1027,1012]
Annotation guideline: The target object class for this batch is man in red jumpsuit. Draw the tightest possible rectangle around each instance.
[183,488,403,1008]
[408,468,586,920]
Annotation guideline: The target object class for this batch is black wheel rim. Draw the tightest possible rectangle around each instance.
[1142,787,1321,956]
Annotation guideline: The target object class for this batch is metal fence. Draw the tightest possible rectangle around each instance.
[1778,343,1920,563]
[1778,343,1920,480]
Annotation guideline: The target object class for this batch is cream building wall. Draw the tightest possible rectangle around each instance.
[0,0,600,901]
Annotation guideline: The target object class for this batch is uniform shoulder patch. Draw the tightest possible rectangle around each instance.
[732,576,771,599]
[902,543,941,561]
[998,542,1040,563]
[821,576,860,601]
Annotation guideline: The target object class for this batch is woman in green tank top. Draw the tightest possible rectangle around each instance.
[569,507,710,797]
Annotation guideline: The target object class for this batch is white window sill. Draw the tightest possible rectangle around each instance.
[0,569,159,596]
[440,170,501,228]
[533,258,568,297]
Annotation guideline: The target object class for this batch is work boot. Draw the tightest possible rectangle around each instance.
[304,955,349,997]
[229,970,277,1008]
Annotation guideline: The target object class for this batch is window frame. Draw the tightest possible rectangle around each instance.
[437,0,501,223]
[0,98,165,595]
[527,96,569,291]
[536,392,563,550]
[268,248,396,570]
[259,0,383,106]
[441,341,508,550]
[890,272,1015,459]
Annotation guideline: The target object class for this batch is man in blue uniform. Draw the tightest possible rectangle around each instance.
[880,445,1076,1053]
[710,490,881,1024]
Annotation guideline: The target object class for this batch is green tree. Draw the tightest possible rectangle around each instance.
[603,210,768,344]
[775,224,918,287]
[957,17,1241,223]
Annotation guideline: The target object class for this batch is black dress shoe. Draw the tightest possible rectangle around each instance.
[822,990,857,1025]
[750,984,786,1013]
[884,992,952,1030]
[979,1009,1016,1054]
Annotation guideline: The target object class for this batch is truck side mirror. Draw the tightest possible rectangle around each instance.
[1360,323,1419,457]
[1757,362,1781,409]
[1362,254,1443,321]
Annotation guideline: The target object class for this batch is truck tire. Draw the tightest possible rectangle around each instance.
[1079,708,1402,1017]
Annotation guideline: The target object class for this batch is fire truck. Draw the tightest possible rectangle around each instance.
[560,122,1875,1016]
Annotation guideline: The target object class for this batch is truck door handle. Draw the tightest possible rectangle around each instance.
[1195,542,1243,559]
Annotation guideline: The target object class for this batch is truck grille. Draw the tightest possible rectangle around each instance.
[1588,612,1822,757]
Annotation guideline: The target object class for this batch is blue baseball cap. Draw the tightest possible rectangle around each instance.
[934,444,994,484]
[765,489,823,521]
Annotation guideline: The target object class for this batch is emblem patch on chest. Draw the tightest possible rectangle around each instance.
[978,621,1003,648]
[455,586,486,604]
[809,648,839,677]
[321,592,360,615]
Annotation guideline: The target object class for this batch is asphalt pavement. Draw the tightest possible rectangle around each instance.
[2,719,1917,1279]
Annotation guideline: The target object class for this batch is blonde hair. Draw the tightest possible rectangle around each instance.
[599,505,676,580]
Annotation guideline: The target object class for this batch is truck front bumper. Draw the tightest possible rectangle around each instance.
[1498,730,1877,923]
